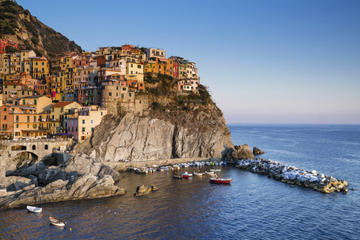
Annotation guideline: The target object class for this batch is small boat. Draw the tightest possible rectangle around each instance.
[210,169,221,172]
[205,171,216,176]
[209,178,232,184]
[49,217,65,227]
[193,172,204,176]
[27,205,42,213]
[173,174,182,179]
[182,172,193,179]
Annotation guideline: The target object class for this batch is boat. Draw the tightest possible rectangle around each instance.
[205,171,216,177]
[27,205,42,213]
[210,169,221,172]
[209,178,232,184]
[173,174,182,179]
[193,172,204,176]
[182,172,193,179]
[49,217,65,227]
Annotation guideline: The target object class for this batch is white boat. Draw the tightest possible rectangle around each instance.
[205,171,217,177]
[27,205,42,213]
[49,216,65,227]
[210,169,221,172]
[193,172,204,176]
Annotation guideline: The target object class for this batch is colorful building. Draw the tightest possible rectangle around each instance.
[66,105,107,142]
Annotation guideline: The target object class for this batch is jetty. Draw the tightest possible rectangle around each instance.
[236,158,348,193]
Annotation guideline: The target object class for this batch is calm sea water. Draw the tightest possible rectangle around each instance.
[0,124,359,240]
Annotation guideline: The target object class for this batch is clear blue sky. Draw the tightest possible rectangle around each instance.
[18,0,360,124]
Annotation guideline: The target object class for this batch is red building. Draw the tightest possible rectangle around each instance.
[0,39,18,53]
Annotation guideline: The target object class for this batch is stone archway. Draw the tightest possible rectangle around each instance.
[12,151,39,169]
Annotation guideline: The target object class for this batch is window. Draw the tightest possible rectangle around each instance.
[27,116,30,122]
[44,145,48,150]
[34,116,36,122]
[109,92,112,96]
[32,145,36,150]
[82,127,85,132]
[3,116,6,120]
[16,124,19,128]
[34,100,37,104]
[16,116,19,122]
[82,120,85,124]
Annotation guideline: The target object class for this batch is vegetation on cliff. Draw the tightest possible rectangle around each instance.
[144,74,222,131]
[0,0,82,57]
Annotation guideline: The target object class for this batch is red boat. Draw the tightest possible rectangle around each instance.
[209,178,232,184]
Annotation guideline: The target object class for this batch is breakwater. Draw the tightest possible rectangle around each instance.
[236,158,348,193]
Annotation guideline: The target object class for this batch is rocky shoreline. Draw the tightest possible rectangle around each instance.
[236,158,348,193]
[0,154,125,209]
[0,144,350,209]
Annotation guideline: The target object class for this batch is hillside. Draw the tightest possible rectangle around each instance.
[0,0,82,57]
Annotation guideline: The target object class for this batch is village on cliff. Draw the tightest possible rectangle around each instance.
[0,39,200,142]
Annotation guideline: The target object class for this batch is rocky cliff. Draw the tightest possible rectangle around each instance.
[76,95,233,164]
[0,0,82,57]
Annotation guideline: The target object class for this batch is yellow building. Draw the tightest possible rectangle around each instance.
[126,61,144,83]
[50,101,82,133]
[30,57,50,79]
[66,105,107,142]
[18,95,52,113]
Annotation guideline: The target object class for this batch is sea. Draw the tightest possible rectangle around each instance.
[0,124,359,240]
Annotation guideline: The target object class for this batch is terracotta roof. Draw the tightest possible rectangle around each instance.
[53,101,79,108]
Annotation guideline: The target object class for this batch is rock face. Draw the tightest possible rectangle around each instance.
[0,154,125,209]
[77,109,233,163]
[253,147,264,155]
[236,158,348,193]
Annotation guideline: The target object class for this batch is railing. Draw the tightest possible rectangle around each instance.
[0,138,72,144]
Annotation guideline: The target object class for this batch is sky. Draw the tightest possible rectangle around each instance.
[17,0,360,124]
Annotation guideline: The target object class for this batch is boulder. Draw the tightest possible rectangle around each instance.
[253,147,264,155]
[6,176,32,191]
[134,185,158,197]
[232,145,254,159]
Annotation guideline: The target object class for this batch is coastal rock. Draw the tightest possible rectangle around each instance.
[6,176,32,191]
[0,153,126,209]
[76,111,233,162]
[134,185,158,197]
[236,158,348,193]
[253,147,264,155]
[232,145,254,159]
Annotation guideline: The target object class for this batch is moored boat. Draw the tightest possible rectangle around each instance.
[49,216,65,227]
[27,205,42,213]
[173,174,182,179]
[193,172,204,176]
[182,172,193,179]
[205,171,216,177]
[210,169,221,172]
[209,178,232,184]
